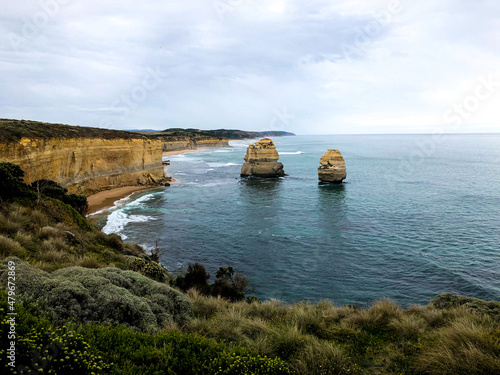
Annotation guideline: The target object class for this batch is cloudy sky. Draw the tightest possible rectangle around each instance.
[1,0,499,134]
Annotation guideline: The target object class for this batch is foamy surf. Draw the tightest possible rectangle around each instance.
[207,162,242,168]
[102,210,156,239]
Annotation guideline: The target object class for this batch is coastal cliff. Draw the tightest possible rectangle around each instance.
[140,128,295,153]
[0,119,165,195]
[160,136,229,152]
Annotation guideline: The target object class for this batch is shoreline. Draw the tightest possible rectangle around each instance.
[86,186,154,215]
[162,146,227,157]
[87,146,225,215]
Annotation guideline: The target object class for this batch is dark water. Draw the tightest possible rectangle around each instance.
[100,134,500,307]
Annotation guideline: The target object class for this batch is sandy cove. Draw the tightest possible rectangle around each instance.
[86,147,214,215]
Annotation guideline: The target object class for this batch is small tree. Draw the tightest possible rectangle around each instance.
[31,179,61,204]
[0,162,30,201]
[211,266,250,302]
[175,263,211,293]
[31,179,88,215]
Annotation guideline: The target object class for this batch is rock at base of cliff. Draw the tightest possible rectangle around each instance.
[240,138,285,178]
[318,149,346,183]
[139,173,172,187]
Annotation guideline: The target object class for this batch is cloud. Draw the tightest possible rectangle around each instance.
[0,0,499,134]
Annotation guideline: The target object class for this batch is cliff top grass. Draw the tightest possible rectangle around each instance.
[0,118,295,142]
[0,118,146,141]
[138,128,295,140]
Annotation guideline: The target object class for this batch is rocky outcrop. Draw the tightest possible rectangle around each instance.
[241,138,285,177]
[318,150,346,183]
[0,137,166,195]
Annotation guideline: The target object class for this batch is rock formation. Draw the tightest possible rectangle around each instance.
[318,150,346,183]
[0,137,166,195]
[241,138,285,177]
[160,137,229,152]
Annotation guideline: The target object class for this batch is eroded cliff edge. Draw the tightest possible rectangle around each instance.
[0,119,166,195]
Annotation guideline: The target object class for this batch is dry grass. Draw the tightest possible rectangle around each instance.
[343,298,403,332]
[414,315,500,374]
[0,203,154,274]
[184,292,500,375]
[0,235,27,258]
[75,257,103,269]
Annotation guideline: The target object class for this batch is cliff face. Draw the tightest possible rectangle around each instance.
[161,137,229,152]
[241,138,285,177]
[0,137,165,195]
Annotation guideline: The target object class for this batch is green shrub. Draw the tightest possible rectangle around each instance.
[0,289,109,374]
[0,258,192,331]
[142,261,167,282]
[129,257,146,272]
[0,162,35,201]
[182,262,211,293]
[77,323,292,375]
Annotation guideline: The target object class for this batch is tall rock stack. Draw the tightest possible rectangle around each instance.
[318,150,346,183]
[241,138,285,177]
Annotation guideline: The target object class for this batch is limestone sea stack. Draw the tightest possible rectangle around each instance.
[318,150,346,183]
[241,138,285,177]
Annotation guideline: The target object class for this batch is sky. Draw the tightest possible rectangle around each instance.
[1,0,500,135]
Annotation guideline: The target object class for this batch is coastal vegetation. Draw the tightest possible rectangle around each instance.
[0,119,145,141]
[1,162,500,374]
[147,128,295,139]
[0,118,292,143]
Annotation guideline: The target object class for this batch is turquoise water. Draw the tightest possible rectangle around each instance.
[101,134,500,307]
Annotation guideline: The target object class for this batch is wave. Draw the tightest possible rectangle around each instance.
[280,151,304,155]
[229,141,253,148]
[207,162,242,168]
[88,191,154,217]
[169,154,186,159]
[125,193,155,208]
[87,208,108,216]
[102,210,156,239]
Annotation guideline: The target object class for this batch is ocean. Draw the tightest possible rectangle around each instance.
[99,134,500,307]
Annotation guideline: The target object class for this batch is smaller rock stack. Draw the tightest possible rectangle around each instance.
[241,138,285,177]
[318,150,346,183]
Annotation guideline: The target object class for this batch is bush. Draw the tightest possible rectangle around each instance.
[0,289,109,374]
[77,323,292,375]
[0,162,33,201]
[142,261,167,282]
[183,262,211,292]
[31,179,89,215]
[211,266,250,302]
[0,258,192,331]
[175,264,253,302]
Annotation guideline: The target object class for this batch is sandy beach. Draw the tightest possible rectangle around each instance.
[162,147,209,157]
[86,186,153,215]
